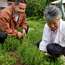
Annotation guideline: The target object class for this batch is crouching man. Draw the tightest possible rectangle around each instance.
[39,5,65,57]
[0,0,29,43]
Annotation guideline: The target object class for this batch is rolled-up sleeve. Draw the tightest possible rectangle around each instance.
[0,6,18,36]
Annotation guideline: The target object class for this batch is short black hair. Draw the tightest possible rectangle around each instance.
[16,0,26,5]
[19,0,26,3]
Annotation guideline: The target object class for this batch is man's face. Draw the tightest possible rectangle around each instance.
[47,17,60,32]
[15,3,26,13]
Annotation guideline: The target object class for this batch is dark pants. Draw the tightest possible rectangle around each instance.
[47,43,65,57]
[0,32,7,43]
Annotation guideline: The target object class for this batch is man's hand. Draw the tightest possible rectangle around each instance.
[17,31,26,39]
[8,30,17,36]
[22,29,26,36]
[17,32,22,38]
[7,29,26,39]
[17,29,26,39]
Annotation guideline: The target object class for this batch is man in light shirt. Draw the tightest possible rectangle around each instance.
[39,5,65,57]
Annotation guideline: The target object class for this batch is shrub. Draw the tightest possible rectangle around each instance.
[3,36,21,51]
[17,41,64,65]
[17,42,44,65]
[0,51,16,65]
[26,0,46,17]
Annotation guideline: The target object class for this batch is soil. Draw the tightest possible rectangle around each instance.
[8,52,24,65]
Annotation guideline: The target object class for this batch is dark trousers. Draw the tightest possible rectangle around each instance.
[0,32,7,43]
[47,43,65,57]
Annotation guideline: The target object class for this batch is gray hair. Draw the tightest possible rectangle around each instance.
[44,5,62,22]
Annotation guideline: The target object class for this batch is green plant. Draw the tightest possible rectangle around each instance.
[17,42,44,65]
[0,52,16,65]
[0,18,64,65]
[3,36,21,51]
[17,19,65,65]
[26,0,46,17]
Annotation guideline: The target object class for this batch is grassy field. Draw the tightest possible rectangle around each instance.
[0,18,65,65]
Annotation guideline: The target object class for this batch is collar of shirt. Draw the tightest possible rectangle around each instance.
[13,13,19,22]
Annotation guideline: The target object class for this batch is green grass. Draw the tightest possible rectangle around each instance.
[25,19,44,45]
[17,18,65,65]
[0,18,65,65]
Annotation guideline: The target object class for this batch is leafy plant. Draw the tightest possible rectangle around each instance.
[26,0,46,17]
[3,36,21,51]
[0,52,16,65]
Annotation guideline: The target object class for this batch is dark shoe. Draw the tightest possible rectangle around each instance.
[62,47,65,56]
[0,32,7,43]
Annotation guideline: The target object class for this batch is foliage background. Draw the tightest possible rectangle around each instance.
[26,0,46,17]
[0,0,65,65]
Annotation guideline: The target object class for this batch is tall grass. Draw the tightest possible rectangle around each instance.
[0,18,64,65]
